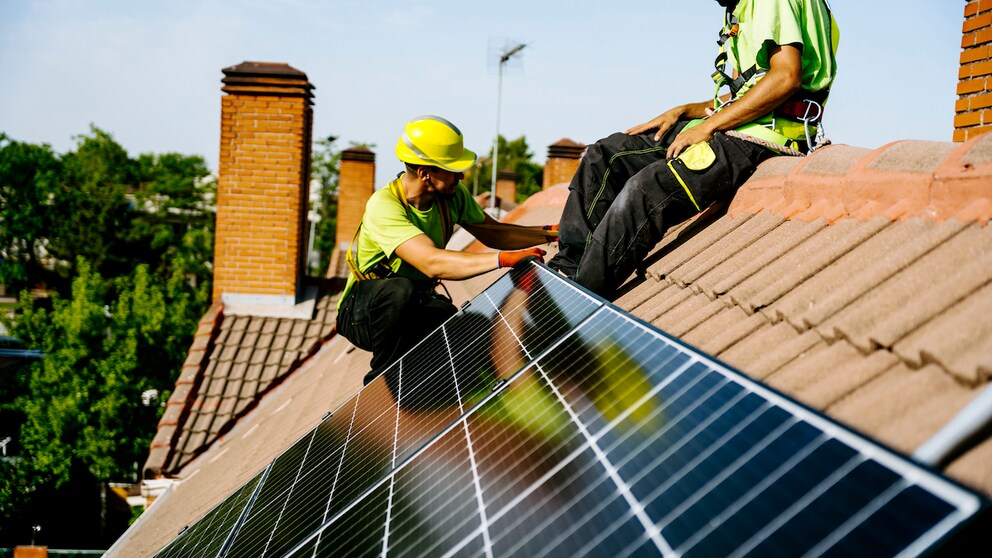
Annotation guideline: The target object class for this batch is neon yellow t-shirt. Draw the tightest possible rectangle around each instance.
[338,177,487,308]
[729,0,839,99]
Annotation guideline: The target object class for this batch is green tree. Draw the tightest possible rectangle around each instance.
[0,134,63,291]
[44,126,136,283]
[0,260,199,546]
[463,135,544,204]
[309,136,341,277]
[308,138,376,277]
[129,151,216,292]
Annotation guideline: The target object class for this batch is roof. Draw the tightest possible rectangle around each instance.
[112,134,992,556]
[143,286,341,478]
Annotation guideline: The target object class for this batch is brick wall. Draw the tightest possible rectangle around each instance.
[213,62,314,305]
[956,0,992,141]
[335,147,376,251]
[543,138,585,189]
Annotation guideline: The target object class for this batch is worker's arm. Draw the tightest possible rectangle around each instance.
[394,233,544,280]
[625,100,712,139]
[462,212,556,249]
[667,43,803,158]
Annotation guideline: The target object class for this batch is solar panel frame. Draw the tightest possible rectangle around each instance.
[150,262,990,558]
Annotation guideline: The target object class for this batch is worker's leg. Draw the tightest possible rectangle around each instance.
[549,125,687,278]
[336,277,453,385]
[574,134,774,299]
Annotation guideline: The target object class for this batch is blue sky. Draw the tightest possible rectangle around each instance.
[0,1,963,179]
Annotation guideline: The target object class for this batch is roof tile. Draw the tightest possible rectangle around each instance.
[695,311,769,357]
[667,212,783,288]
[741,329,823,379]
[696,219,824,298]
[893,281,992,383]
[648,212,756,280]
[716,321,805,379]
[768,342,899,409]
[634,282,693,323]
[769,218,965,330]
[651,291,719,337]
[737,218,888,314]
[680,304,752,348]
[818,222,991,351]
[828,363,975,455]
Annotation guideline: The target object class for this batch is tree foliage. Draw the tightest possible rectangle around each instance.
[309,136,341,277]
[0,126,214,547]
[463,134,544,204]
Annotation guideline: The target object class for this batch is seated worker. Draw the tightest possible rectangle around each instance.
[548,0,839,299]
[337,115,557,385]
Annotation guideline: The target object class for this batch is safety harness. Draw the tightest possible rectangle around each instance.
[711,3,834,153]
[345,175,453,284]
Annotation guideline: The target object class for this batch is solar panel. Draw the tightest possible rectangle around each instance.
[151,263,989,557]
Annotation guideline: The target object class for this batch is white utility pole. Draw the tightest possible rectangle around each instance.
[490,42,526,211]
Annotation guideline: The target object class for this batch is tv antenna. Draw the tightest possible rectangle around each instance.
[488,39,527,211]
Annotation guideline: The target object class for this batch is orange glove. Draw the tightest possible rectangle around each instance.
[543,224,559,243]
[498,247,547,268]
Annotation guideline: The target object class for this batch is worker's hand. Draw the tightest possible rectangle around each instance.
[667,124,714,159]
[626,106,684,141]
[543,224,559,243]
[498,247,546,268]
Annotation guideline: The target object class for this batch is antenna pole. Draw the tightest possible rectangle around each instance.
[490,43,526,212]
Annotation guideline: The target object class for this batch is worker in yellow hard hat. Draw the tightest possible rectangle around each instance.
[337,115,558,386]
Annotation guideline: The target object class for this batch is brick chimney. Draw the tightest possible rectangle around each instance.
[543,138,585,189]
[955,1,992,141]
[496,168,517,206]
[213,62,314,309]
[335,147,376,251]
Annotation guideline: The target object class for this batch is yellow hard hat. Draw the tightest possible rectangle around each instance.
[395,115,477,172]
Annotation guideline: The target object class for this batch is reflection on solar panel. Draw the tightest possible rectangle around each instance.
[153,263,989,557]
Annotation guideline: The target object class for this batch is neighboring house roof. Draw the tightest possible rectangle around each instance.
[143,286,341,478]
[113,136,992,556]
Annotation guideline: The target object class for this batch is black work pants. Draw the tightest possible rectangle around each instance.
[548,122,774,299]
[336,277,457,385]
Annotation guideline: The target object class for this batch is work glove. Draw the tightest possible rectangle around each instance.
[543,224,559,243]
[498,247,547,269]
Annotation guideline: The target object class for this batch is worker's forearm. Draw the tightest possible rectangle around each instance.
[464,222,551,249]
[418,250,499,280]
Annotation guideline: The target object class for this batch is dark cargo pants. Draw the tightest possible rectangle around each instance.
[336,277,457,385]
[548,121,775,299]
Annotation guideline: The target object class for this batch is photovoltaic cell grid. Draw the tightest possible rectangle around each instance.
[153,263,987,558]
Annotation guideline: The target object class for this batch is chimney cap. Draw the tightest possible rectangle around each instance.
[222,61,308,79]
[550,138,586,148]
[341,146,376,162]
[548,138,586,160]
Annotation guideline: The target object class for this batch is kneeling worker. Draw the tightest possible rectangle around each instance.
[336,115,557,385]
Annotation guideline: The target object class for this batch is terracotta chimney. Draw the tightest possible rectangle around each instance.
[543,138,586,189]
[496,168,517,207]
[213,62,314,309]
[955,1,992,141]
[335,147,376,251]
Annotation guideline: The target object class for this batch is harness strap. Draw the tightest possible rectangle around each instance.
[345,175,454,283]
